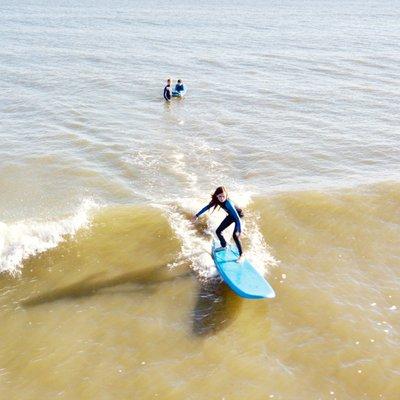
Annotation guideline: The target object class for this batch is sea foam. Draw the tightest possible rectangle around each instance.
[0,199,98,275]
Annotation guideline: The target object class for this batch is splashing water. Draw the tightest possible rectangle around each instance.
[0,199,98,275]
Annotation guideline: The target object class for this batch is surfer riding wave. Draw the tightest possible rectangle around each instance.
[192,186,245,263]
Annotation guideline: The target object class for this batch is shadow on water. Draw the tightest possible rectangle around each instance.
[192,278,242,337]
[22,262,243,337]
[22,264,192,307]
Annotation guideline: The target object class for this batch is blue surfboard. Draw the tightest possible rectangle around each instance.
[212,245,275,299]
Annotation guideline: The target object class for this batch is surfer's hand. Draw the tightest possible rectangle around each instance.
[235,231,241,238]
[192,216,198,223]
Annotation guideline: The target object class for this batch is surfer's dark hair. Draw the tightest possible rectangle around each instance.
[210,186,227,212]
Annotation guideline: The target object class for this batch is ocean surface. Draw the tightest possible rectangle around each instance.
[0,1,399,399]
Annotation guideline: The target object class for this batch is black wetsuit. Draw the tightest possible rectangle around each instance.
[163,84,171,101]
[196,199,244,255]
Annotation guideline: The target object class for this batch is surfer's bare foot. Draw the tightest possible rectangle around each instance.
[237,254,245,263]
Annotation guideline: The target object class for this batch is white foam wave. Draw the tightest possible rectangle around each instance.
[156,199,216,279]
[243,212,279,275]
[0,199,98,275]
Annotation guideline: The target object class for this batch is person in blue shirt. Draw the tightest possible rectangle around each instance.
[174,79,185,93]
[193,186,245,263]
[163,78,172,101]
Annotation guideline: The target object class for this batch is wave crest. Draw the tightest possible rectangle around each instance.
[0,199,98,275]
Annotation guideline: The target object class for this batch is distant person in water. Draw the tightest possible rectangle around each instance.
[193,186,245,263]
[174,79,184,93]
[163,78,172,101]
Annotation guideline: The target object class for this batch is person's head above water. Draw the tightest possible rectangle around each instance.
[211,186,228,207]
[167,78,171,85]
[177,79,182,84]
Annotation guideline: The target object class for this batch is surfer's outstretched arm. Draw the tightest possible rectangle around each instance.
[193,203,212,220]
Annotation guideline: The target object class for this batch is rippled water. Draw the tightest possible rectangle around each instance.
[2,0,399,215]
[0,1,399,399]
